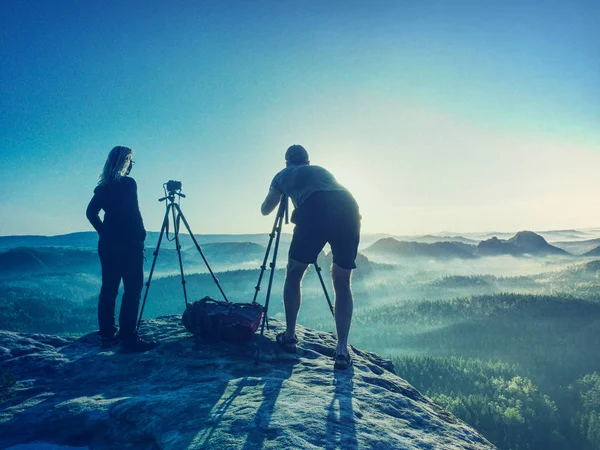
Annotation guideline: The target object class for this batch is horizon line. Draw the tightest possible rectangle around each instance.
[2,227,600,240]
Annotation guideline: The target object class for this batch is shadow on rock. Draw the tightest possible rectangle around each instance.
[326,367,358,450]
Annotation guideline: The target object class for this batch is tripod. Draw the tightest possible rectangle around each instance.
[252,195,334,338]
[137,184,229,331]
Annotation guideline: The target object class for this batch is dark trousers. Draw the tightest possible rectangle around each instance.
[98,240,144,339]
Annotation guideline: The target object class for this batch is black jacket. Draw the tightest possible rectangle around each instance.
[86,177,146,246]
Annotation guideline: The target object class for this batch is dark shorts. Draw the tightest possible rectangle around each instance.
[289,190,361,269]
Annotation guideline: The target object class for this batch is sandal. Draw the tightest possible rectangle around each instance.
[276,332,298,353]
[334,353,353,370]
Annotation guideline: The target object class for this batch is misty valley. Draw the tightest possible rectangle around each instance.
[2,229,600,450]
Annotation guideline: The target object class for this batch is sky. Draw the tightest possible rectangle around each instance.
[1,0,599,236]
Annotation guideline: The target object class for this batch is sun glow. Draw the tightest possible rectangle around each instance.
[324,162,384,234]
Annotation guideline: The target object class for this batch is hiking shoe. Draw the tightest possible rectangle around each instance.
[334,353,353,370]
[120,336,157,353]
[100,333,119,349]
[276,332,298,354]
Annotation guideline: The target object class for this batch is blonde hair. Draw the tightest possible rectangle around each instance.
[98,146,133,185]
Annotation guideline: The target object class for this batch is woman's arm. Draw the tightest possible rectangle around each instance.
[86,194,104,234]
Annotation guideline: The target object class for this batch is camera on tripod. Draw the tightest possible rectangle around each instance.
[137,180,229,330]
[165,180,182,193]
[160,180,185,203]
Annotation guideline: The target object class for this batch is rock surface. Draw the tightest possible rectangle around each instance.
[0,316,495,449]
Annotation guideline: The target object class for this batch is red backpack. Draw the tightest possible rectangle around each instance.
[182,296,263,343]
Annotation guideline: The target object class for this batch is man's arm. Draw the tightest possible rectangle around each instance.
[261,188,282,216]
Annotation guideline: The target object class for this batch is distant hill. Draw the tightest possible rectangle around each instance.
[0,242,270,279]
[185,242,266,264]
[477,237,521,256]
[0,247,100,277]
[459,231,517,241]
[147,232,293,249]
[583,245,600,257]
[435,229,600,243]
[316,252,375,280]
[553,238,600,255]
[0,232,291,251]
[4,229,598,252]
[477,231,569,256]
[364,238,477,260]
[0,232,99,250]
[0,231,394,252]
[536,229,589,242]
[402,235,479,245]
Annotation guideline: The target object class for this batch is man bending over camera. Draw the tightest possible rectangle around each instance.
[261,145,361,370]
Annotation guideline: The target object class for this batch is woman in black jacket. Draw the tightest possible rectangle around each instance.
[86,146,155,352]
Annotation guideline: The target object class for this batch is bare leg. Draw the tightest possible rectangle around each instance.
[332,263,354,357]
[283,257,309,340]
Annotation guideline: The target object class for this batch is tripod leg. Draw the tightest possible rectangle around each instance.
[260,205,286,335]
[175,204,230,303]
[252,204,283,304]
[172,205,190,307]
[314,262,335,316]
[137,204,171,331]
[254,196,288,364]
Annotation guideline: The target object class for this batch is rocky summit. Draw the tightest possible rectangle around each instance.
[0,316,495,450]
